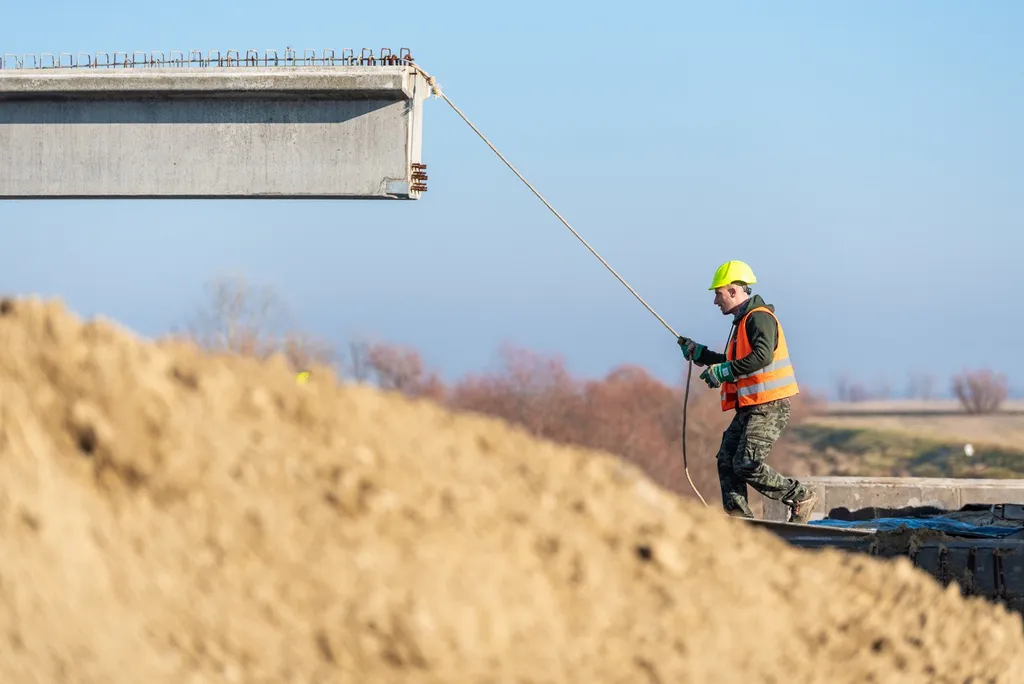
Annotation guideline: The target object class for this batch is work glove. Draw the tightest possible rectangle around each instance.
[677,336,706,363]
[699,362,735,389]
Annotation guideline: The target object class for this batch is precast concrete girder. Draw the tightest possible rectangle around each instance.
[0,48,431,199]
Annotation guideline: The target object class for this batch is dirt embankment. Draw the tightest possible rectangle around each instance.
[1,297,1023,683]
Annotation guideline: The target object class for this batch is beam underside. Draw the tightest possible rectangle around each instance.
[0,95,413,198]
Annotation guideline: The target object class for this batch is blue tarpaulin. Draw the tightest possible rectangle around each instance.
[809,517,1024,539]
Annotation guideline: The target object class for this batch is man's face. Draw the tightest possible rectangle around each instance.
[713,285,741,314]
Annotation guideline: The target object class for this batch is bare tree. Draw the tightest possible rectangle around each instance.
[342,338,374,382]
[952,369,1009,414]
[834,373,853,402]
[906,371,937,400]
[184,275,285,356]
[363,341,445,399]
[281,332,337,373]
[834,372,870,402]
[182,275,336,372]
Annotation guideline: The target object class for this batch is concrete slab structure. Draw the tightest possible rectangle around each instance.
[762,475,1024,522]
[0,49,431,199]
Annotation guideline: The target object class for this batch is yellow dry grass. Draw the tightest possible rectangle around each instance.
[809,400,1024,451]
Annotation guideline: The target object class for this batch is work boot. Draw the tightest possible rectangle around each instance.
[787,490,819,525]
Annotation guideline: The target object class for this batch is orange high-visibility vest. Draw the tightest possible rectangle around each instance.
[721,306,799,411]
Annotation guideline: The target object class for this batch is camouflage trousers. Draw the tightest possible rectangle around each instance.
[716,397,807,517]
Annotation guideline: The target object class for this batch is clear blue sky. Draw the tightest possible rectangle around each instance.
[2,1,1021,398]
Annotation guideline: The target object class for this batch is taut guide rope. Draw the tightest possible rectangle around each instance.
[410,63,708,507]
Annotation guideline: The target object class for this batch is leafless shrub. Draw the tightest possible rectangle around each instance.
[180,275,336,373]
[835,373,870,402]
[364,341,445,400]
[952,368,1008,414]
[906,371,937,400]
[342,338,374,382]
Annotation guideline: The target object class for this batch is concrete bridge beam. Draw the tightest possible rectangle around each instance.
[0,50,431,199]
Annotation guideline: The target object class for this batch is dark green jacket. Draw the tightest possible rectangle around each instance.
[698,294,779,376]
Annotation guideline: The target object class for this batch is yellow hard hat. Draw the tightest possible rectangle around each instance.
[709,260,757,290]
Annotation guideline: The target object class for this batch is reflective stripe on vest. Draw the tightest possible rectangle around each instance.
[720,305,799,411]
[737,369,795,398]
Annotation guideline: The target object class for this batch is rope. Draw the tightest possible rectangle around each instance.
[411,63,708,507]
[682,360,708,506]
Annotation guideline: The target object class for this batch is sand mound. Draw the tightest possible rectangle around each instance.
[0,297,1022,683]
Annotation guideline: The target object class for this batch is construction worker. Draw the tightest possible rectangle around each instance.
[677,260,819,524]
